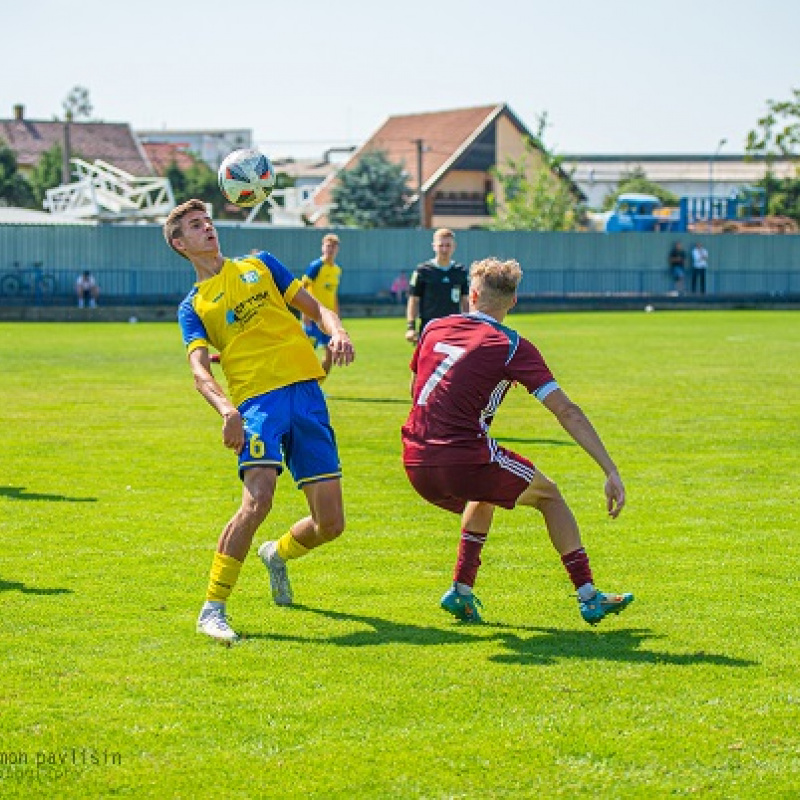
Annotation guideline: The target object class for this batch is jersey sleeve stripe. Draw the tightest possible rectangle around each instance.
[533,381,560,402]
[187,338,210,354]
[284,278,303,304]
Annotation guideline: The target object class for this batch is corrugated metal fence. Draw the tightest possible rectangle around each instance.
[0,224,798,305]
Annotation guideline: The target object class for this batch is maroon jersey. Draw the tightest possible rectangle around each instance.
[402,312,558,466]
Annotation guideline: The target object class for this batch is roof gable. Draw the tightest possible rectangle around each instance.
[366,104,504,187]
[312,103,539,212]
[0,117,152,176]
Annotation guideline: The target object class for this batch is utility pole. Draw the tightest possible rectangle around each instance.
[414,138,425,228]
[708,137,727,232]
[62,110,73,185]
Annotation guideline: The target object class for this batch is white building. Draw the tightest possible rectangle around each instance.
[136,129,252,170]
[563,153,797,209]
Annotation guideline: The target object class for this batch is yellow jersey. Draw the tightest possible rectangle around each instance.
[301,258,341,312]
[178,251,324,407]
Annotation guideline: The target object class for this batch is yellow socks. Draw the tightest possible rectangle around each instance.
[206,552,243,602]
[276,531,310,561]
[205,537,307,602]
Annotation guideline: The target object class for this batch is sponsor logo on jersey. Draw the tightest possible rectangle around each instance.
[240,270,260,284]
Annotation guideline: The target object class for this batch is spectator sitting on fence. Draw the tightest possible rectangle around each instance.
[76,271,99,308]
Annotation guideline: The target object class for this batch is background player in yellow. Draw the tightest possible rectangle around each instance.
[165,200,355,644]
[301,233,342,378]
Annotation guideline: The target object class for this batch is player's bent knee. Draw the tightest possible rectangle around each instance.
[517,471,564,508]
[316,514,345,542]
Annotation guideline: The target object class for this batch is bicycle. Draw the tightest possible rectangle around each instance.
[0,262,57,298]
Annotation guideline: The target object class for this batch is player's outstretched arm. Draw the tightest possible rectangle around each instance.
[542,388,626,518]
[292,288,355,367]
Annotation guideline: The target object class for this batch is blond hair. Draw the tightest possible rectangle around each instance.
[470,257,522,300]
[433,228,455,241]
[163,199,208,260]
[322,233,340,245]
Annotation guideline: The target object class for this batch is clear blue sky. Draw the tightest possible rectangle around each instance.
[3,0,798,158]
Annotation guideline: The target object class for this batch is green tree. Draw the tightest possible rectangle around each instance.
[28,143,65,206]
[165,155,294,221]
[746,87,800,224]
[62,86,93,121]
[746,87,800,162]
[488,115,583,231]
[330,150,417,228]
[756,172,800,224]
[166,156,230,217]
[0,139,34,207]
[601,167,679,211]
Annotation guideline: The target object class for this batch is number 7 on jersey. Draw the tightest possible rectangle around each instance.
[416,342,466,406]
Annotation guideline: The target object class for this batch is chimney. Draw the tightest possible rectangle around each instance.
[13,104,23,121]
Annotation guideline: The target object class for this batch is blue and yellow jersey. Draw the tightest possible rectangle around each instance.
[178,251,324,407]
[301,258,341,312]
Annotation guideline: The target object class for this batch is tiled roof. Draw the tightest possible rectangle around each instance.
[313,104,509,209]
[0,115,152,176]
[366,104,504,186]
[141,141,196,175]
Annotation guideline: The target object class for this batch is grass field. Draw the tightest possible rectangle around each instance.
[1,310,799,799]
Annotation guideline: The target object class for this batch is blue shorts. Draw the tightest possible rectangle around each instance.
[238,380,341,487]
[304,320,331,348]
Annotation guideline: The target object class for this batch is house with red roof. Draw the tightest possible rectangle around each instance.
[311,103,581,229]
[0,104,152,178]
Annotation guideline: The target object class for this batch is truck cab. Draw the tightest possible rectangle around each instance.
[606,193,682,232]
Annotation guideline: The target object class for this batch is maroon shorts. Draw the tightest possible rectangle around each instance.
[404,454,535,514]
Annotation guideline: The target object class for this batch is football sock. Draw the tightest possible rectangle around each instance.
[561,547,594,593]
[577,583,597,602]
[206,552,243,602]
[276,531,310,561]
[453,529,487,588]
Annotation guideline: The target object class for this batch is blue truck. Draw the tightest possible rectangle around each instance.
[603,188,791,233]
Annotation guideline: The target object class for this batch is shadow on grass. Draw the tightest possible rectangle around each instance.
[327,396,409,405]
[243,604,482,647]
[485,625,758,668]
[244,607,756,668]
[0,486,97,503]
[0,578,72,595]
[495,436,575,447]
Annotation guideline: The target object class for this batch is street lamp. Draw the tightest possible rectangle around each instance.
[708,137,727,232]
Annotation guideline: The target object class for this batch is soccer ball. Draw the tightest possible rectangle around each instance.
[218,148,276,207]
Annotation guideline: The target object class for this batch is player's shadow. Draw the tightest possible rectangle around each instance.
[495,436,575,447]
[327,396,409,405]
[485,625,757,668]
[0,578,72,596]
[245,607,756,669]
[0,486,97,503]
[243,604,482,647]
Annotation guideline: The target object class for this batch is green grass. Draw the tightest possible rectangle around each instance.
[1,310,799,799]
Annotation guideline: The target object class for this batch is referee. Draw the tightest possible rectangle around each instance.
[405,228,469,344]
